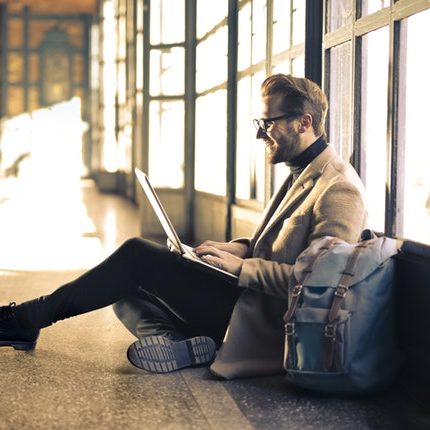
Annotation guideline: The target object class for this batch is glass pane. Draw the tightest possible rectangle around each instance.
[196,0,228,39]
[150,0,185,44]
[126,0,135,43]
[118,15,126,58]
[291,54,305,77]
[361,0,390,18]
[29,54,39,82]
[252,0,267,65]
[136,0,144,30]
[252,72,267,202]
[28,87,39,112]
[8,53,24,83]
[149,100,184,188]
[8,19,24,48]
[102,0,118,172]
[273,163,290,195]
[195,91,227,195]
[74,55,84,83]
[235,71,266,201]
[150,47,185,96]
[136,33,144,90]
[272,59,291,74]
[118,61,126,104]
[292,0,305,45]
[361,27,389,232]
[400,10,430,243]
[236,77,252,200]
[7,87,24,116]
[196,26,228,93]
[327,0,354,32]
[329,42,352,162]
[238,2,252,72]
[272,0,291,55]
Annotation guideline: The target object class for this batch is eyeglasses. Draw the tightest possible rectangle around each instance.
[253,113,300,133]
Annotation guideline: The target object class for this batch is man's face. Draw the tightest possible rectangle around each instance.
[256,95,301,164]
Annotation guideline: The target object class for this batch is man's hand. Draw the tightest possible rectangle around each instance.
[194,240,249,258]
[193,244,244,276]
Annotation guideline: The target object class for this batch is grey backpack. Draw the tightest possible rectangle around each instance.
[283,230,403,394]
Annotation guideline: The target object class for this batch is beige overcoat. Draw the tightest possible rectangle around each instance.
[210,144,367,379]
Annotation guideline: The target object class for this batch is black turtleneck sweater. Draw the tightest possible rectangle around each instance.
[286,135,327,183]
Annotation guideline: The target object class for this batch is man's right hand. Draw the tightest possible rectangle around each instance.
[193,240,249,258]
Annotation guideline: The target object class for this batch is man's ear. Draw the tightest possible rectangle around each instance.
[299,113,313,133]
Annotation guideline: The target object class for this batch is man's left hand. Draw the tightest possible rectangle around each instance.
[193,245,244,276]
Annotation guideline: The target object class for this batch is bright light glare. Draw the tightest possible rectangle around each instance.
[0,99,110,271]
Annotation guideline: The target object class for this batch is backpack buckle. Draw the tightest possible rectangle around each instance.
[324,324,336,338]
[335,285,348,298]
[292,284,303,297]
[285,322,295,335]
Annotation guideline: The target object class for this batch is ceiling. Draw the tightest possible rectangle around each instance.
[0,0,97,14]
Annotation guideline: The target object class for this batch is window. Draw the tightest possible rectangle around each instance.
[271,0,305,194]
[194,0,228,195]
[147,0,185,188]
[399,9,430,243]
[328,42,352,161]
[360,27,389,232]
[324,0,430,244]
[101,0,118,172]
[235,0,267,203]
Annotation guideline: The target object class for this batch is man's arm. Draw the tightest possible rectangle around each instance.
[235,181,367,298]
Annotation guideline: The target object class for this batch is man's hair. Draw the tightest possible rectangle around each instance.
[260,74,328,137]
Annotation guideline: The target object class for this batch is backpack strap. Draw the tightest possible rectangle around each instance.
[284,237,339,368]
[324,241,370,371]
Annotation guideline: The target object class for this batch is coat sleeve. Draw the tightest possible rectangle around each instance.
[236,180,367,299]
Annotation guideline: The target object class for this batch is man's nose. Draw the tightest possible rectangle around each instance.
[256,127,267,139]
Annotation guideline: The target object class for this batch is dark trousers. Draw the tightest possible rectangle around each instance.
[17,238,242,345]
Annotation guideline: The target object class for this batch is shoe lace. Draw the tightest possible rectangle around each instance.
[0,302,16,321]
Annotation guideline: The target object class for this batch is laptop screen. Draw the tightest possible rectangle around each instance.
[134,168,185,254]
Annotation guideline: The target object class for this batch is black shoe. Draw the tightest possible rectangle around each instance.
[127,335,216,373]
[0,303,40,351]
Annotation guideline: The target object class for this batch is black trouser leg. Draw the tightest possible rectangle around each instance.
[112,290,189,340]
[15,238,241,344]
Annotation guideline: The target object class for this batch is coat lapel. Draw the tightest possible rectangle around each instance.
[252,145,336,251]
[254,174,315,247]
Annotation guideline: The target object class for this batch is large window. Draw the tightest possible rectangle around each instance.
[360,27,389,232]
[235,0,267,204]
[399,9,430,243]
[101,0,117,172]
[271,0,305,193]
[147,0,185,188]
[235,0,305,204]
[194,0,228,196]
[324,0,430,243]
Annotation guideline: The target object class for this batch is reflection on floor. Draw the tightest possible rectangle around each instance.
[0,177,423,430]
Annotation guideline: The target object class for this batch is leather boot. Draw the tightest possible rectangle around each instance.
[0,303,40,350]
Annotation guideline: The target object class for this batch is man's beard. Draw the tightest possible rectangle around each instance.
[266,131,301,164]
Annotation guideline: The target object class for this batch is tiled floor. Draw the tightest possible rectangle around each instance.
[0,176,428,429]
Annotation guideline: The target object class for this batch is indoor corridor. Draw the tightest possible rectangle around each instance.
[0,162,423,430]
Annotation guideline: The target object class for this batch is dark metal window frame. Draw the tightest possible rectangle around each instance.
[323,0,430,238]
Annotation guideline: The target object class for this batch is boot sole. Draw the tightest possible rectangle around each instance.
[0,341,37,351]
[127,335,216,373]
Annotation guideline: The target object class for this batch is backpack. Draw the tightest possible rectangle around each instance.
[283,230,403,394]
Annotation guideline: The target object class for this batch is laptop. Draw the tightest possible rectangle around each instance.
[135,168,238,282]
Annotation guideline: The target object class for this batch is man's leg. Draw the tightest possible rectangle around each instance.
[112,290,188,340]
[4,237,241,363]
[13,238,238,329]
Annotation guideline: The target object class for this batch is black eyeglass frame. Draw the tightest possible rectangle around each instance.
[252,112,301,132]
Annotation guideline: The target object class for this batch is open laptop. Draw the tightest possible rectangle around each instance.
[135,168,238,282]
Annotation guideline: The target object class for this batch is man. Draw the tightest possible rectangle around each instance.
[0,74,366,378]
